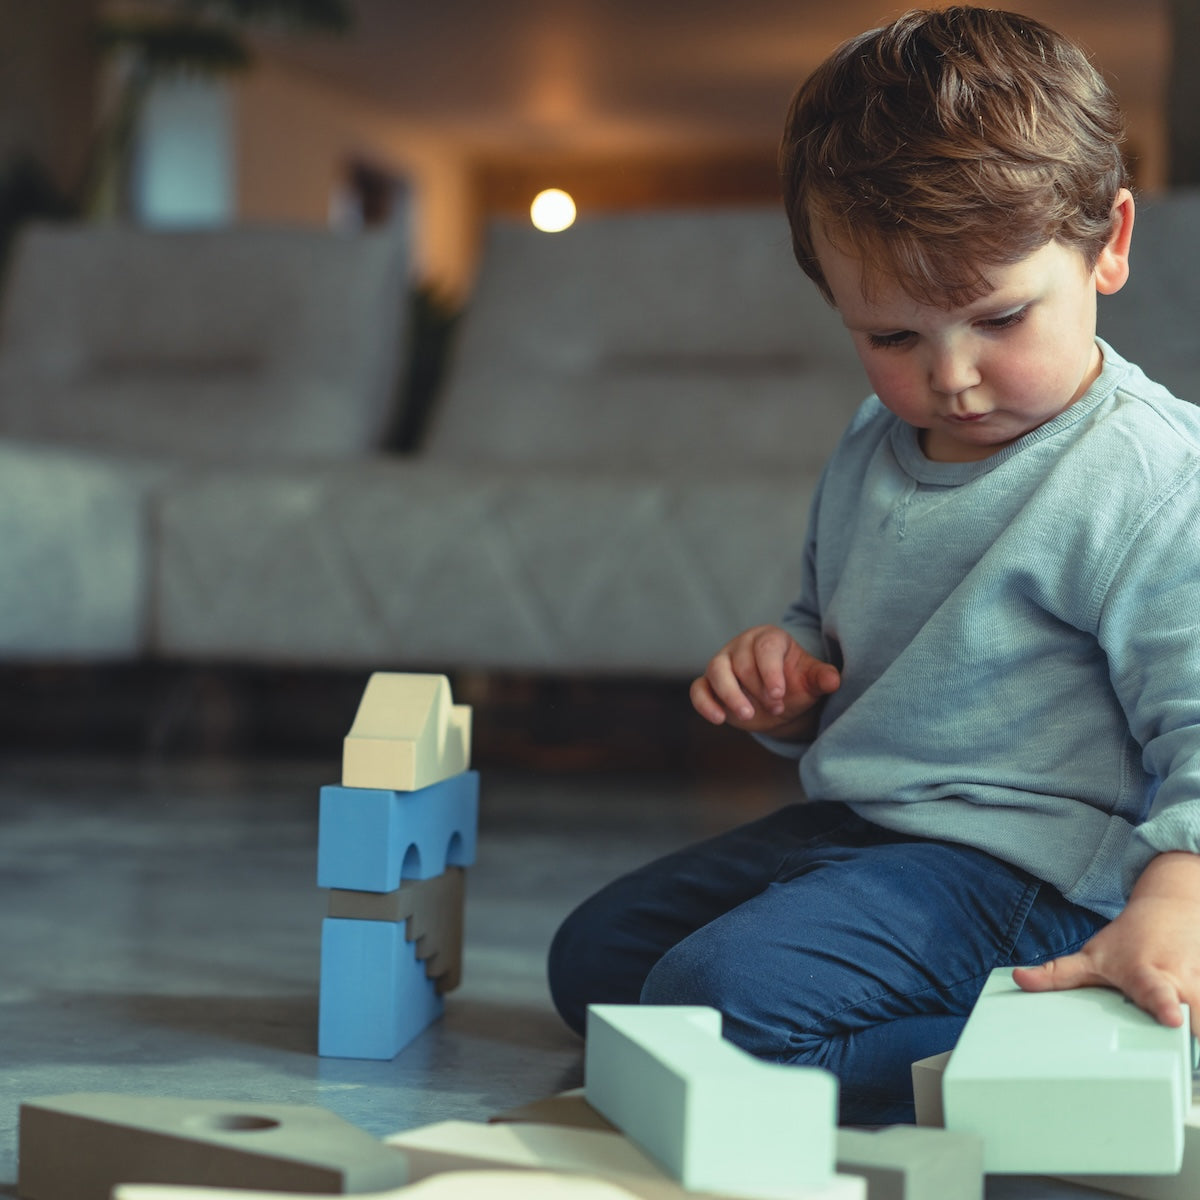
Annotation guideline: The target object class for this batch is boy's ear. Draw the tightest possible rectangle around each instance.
[1094,189,1135,296]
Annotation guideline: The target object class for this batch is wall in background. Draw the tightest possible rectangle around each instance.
[234,60,476,301]
[0,0,101,199]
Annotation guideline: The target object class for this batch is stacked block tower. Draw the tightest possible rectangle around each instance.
[317,673,479,1059]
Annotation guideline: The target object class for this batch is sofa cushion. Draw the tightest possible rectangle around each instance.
[0,440,167,658]
[423,209,867,473]
[151,460,811,673]
[0,223,409,463]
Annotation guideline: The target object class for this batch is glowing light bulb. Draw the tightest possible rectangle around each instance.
[530,188,577,233]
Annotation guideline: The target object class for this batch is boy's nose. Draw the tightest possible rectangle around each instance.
[928,344,982,396]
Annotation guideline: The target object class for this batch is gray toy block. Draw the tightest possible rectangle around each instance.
[836,1127,983,1200]
[910,1050,953,1128]
[17,1093,409,1198]
[329,867,466,992]
[585,1004,842,1198]
[943,968,1191,1175]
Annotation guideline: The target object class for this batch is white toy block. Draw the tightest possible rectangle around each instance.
[343,673,471,792]
[910,1050,953,1128]
[387,1119,864,1199]
[115,1171,646,1200]
[836,1127,983,1200]
[1055,1080,1200,1199]
[943,968,1191,1174]
[17,1093,409,1199]
[912,1052,1200,1200]
[585,1004,842,1199]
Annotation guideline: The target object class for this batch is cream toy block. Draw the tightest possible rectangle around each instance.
[491,1087,977,1200]
[115,1171,649,1200]
[910,1050,953,1129]
[387,1119,674,1181]
[585,1004,841,1199]
[835,1127,983,1200]
[17,1093,409,1199]
[491,1087,615,1132]
[329,867,466,992]
[342,673,471,792]
[387,1119,865,1199]
[942,968,1191,1175]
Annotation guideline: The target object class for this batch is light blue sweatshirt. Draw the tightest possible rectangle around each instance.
[767,340,1200,918]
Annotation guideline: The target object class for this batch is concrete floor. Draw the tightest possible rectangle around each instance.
[0,752,1160,1199]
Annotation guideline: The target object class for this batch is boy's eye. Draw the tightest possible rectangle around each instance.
[865,330,917,350]
[978,305,1031,332]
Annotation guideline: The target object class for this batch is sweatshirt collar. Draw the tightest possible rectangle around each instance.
[889,338,1129,485]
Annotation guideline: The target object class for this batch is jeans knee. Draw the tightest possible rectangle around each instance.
[546,907,594,1035]
[640,930,744,1012]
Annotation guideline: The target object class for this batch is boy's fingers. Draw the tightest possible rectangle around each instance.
[705,654,759,722]
[806,660,841,696]
[1012,955,1100,992]
[744,629,792,703]
[689,676,728,725]
[1139,979,1187,1029]
[781,647,839,705]
[1014,958,1188,1029]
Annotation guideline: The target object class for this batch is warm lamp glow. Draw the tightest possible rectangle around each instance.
[531,188,577,232]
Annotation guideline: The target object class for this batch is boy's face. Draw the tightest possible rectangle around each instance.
[814,219,1127,463]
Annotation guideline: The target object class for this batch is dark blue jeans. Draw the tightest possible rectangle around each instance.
[547,801,1108,1124]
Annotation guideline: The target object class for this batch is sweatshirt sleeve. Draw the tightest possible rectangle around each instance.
[754,464,832,761]
[1097,462,1200,886]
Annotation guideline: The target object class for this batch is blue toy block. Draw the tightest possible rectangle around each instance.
[317,770,479,892]
[319,916,443,1059]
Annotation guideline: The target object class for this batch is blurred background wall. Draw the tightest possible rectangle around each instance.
[0,0,1191,303]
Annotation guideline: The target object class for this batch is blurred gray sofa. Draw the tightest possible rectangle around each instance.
[0,196,1195,676]
[0,222,409,660]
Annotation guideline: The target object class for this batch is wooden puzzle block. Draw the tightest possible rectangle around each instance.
[115,1169,659,1199]
[386,1119,865,1199]
[319,916,444,1058]
[317,771,478,891]
[491,1088,615,1132]
[942,968,1191,1174]
[329,867,466,992]
[585,1004,840,1199]
[17,1093,409,1199]
[343,673,471,793]
[910,1050,953,1129]
[835,1127,983,1200]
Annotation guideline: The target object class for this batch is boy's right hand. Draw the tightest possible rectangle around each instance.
[690,625,841,740]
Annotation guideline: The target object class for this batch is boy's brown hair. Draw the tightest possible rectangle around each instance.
[780,6,1129,307]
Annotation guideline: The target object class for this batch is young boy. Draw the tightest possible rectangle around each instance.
[547,7,1200,1124]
